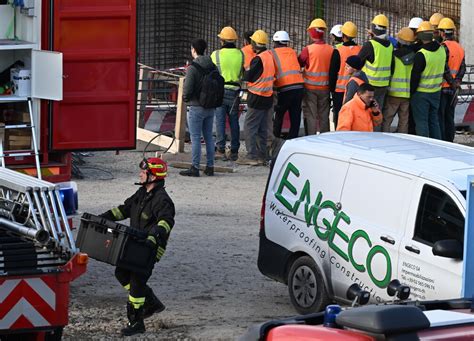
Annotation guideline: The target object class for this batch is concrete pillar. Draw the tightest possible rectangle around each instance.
[461,0,474,64]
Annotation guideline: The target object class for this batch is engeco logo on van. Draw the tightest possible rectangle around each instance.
[274,162,392,289]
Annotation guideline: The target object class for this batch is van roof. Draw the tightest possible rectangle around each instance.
[289,132,474,192]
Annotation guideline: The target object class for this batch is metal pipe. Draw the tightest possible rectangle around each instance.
[0,217,50,244]
[54,190,77,253]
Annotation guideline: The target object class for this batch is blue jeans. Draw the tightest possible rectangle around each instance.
[215,89,240,153]
[187,106,215,168]
[411,91,442,139]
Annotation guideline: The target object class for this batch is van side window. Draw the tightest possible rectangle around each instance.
[414,185,464,245]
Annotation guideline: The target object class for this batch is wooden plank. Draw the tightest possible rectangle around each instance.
[169,161,235,173]
[136,127,179,154]
[174,77,187,153]
[137,66,151,128]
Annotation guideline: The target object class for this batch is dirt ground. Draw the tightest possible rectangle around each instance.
[63,145,294,340]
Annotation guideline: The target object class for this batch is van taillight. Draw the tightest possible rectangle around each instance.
[260,194,266,231]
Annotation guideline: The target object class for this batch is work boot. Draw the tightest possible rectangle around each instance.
[121,303,145,336]
[236,157,260,166]
[143,287,166,319]
[179,166,199,177]
[229,151,239,162]
[203,166,214,176]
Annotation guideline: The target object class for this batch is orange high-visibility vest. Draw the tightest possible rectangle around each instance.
[248,50,275,97]
[343,75,365,103]
[242,44,257,71]
[442,40,465,88]
[270,47,304,89]
[335,44,362,93]
[303,43,333,90]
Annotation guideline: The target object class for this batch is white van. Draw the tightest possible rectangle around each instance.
[258,132,473,314]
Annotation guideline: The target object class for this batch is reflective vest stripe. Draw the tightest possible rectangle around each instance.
[362,40,393,87]
[388,56,413,98]
[335,44,362,93]
[111,207,124,220]
[248,50,275,97]
[270,47,303,88]
[304,79,329,86]
[442,40,465,88]
[418,47,446,93]
[303,43,333,90]
[305,71,329,76]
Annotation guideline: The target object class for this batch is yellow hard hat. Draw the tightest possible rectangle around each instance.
[438,17,456,30]
[429,13,444,27]
[372,14,389,28]
[250,30,269,45]
[417,21,434,33]
[218,26,238,41]
[307,18,327,30]
[397,27,415,42]
[341,21,357,38]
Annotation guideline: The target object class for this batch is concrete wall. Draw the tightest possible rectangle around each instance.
[460,0,473,64]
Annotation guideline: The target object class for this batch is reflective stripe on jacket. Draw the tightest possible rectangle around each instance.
[362,40,393,87]
[335,44,362,92]
[242,44,257,71]
[211,48,243,90]
[248,50,275,97]
[388,56,413,98]
[442,40,465,88]
[417,47,446,93]
[303,43,333,90]
[270,47,304,90]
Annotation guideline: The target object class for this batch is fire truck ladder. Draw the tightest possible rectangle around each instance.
[0,167,76,274]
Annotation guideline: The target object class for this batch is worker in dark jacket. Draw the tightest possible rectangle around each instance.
[100,157,175,336]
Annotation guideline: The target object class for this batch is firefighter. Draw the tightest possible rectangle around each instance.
[329,21,361,128]
[382,27,415,133]
[330,24,343,48]
[100,157,175,336]
[358,14,393,113]
[270,30,304,139]
[242,30,257,71]
[211,26,244,161]
[238,30,275,165]
[430,12,444,43]
[299,18,335,134]
[410,21,446,139]
[438,17,466,142]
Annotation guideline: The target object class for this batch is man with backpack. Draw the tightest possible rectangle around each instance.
[180,38,224,177]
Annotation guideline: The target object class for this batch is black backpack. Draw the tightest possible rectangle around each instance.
[192,62,225,108]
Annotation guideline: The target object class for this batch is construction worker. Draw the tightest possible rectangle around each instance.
[238,30,275,165]
[343,55,368,104]
[382,27,416,133]
[299,18,335,134]
[438,17,466,142]
[430,12,444,43]
[242,30,257,71]
[270,31,304,139]
[358,14,393,113]
[329,21,361,127]
[330,24,343,48]
[100,157,175,336]
[408,17,424,53]
[336,83,383,131]
[410,21,446,139]
[211,26,244,161]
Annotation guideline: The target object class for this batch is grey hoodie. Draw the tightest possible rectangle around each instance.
[183,55,216,106]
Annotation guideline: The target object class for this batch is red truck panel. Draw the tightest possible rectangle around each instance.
[266,325,375,341]
[51,0,136,150]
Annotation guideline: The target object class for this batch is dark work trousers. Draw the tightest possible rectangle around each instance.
[408,105,416,134]
[331,91,344,128]
[438,91,456,142]
[115,266,153,301]
[273,88,304,139]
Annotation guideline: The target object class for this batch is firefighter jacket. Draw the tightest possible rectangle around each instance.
[101,181,175,261]
[442,40,465,88]
[337,93,383,131]
[270,46,304,92]
[242,44,257,71]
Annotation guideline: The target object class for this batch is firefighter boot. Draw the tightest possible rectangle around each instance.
[143,286,166,318]
[121,302,146,336]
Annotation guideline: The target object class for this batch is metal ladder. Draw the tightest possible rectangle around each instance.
[0,98,42,179]
[0,167,76,255]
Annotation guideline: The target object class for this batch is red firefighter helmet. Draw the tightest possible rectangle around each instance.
[139,157,167,179]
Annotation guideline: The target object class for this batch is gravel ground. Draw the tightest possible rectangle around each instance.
[63,132,473,340]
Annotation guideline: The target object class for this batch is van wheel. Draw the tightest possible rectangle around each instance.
[288,256,330,314]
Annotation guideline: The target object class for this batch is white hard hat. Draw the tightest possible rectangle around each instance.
[273,30,290,42]
[330,24,343,38]
[408,17,423,29]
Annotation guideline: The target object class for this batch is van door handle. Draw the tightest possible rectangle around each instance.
[380,235,395,245]
[405,245,420,254]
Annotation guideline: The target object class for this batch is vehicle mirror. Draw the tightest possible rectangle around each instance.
[346,283,370,307]
[432,239,463,259]
[387,279,411,300]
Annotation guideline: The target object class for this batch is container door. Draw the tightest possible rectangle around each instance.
[32,50,63,101]
[50,0,136,150]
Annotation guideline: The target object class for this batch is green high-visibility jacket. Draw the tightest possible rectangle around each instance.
[417,47,446,93]
[388,56,413,98]
[363,40,393,87]
[211,48,244,90]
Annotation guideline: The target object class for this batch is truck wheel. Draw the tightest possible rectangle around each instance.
[288,256,330,314]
